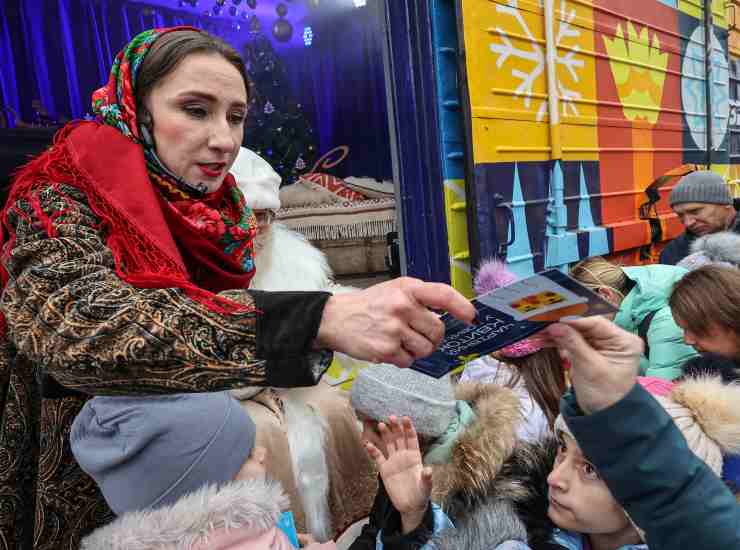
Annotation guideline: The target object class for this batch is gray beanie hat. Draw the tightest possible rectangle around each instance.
[669,171,732,207]
[71,392,256,515]
[350,365,456,437]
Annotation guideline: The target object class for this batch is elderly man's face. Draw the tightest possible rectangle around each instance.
[673,202,735,236]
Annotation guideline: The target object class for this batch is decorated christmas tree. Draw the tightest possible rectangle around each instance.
[242,33,318,185]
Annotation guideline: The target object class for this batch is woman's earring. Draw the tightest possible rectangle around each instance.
[139,110,154,146]
[140,123,154,147]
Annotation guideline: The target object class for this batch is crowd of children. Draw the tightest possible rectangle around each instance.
[6,25,740,550]
[68,244,740,549]
[65,167,740,550]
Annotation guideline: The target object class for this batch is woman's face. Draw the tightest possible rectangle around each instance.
[143,52,247,193]
[674,316,740,357]
[547,433,634,537]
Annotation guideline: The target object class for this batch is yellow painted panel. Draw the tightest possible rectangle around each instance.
[462,0,598,164]
[679,0,726,27]
[443,179,473,298]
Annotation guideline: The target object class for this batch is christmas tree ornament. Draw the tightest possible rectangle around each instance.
[229,5,237,16]
[308,0,319,7]
[276,2,288,16]
[242,34,319,184]
[249,14,261,31]
[216,0,226,5]
[295,156,306,170]
[246,0,257,8]
[232,0,242,4]
[272,18,293,42]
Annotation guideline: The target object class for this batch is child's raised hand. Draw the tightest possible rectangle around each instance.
[365,416,432,533]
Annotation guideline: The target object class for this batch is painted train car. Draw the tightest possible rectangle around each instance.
[389,0,740,296]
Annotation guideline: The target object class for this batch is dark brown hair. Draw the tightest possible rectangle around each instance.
[500,347,567,428]
[135,29,250,107]
[670,265,740,338]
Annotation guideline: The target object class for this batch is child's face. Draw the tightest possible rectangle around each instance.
[235,445,268,480]
[547,433,632,536]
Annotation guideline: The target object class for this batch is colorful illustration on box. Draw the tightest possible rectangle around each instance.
[447,0,736,280]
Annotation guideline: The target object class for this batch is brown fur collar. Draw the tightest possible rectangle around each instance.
[430,382,523,504]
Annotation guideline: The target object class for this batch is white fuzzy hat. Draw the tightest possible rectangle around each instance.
[230,147,282,211]
[677,231,740,271]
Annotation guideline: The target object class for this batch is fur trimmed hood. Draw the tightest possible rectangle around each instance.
[428,499,529,550]
[431,382,523,505]
[670,375,740,456]
[81,477,288,550]
[441,437,563,550]
[251,222,333,292]
[677,231,740,270]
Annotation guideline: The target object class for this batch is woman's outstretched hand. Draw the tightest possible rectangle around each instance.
[544,316,643,414]
[365,415,433,535]
[315,277,475,368]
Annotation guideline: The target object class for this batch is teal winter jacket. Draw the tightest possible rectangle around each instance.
[615,265,697,380]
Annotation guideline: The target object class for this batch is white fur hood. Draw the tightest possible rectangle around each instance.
[81,477,288,550]
[691,231,740,262]
[678,231,740,270]
[250,222,333,292]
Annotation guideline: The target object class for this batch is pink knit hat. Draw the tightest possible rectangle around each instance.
[474,259,544,358]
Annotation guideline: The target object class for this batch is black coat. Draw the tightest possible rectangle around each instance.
[348,478,436,550]
[660,211,740,265]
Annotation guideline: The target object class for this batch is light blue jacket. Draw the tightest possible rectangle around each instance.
[551,528,647,550]
[615,265,697,380]
[375,504,452,550]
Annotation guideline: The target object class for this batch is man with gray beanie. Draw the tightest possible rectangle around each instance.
[660,170,740,265]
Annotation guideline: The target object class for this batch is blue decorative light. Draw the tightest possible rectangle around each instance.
[303,26,314,46]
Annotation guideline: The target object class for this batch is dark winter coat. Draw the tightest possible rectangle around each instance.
[433,437,564,550]
[681,353,740,383]
[562,384,740,549]
[659,211,740,265]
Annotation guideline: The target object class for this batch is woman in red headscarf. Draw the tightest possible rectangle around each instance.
[0,28,473,549]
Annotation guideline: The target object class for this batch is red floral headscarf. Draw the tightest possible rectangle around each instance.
[2,28,258,315]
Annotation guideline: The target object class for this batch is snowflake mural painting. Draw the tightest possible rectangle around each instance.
[490,0,585,122]
[455,0,733,274]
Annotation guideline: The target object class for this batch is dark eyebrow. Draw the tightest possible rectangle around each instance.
[176,90,247,110]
